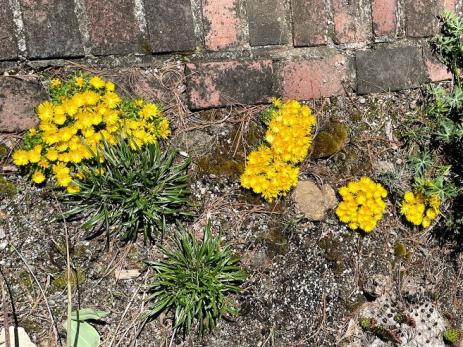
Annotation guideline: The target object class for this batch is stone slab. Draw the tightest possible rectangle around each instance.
[85,0,143,55]
[0,76,47,132]
[20,0,83,59]
[356,47,427,94]
[144,0,195,53]
[291,0,327,46]
[247,0,288,46]
[0,0,18,60]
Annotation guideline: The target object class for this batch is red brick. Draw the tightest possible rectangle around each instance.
[291,0,327,47]
[20,0,83,58]
[371,0,397,38]
[332,0,366,44]
[203,0,242,50]
[186,60,274,109]
[0,77,47,132]
[144,0,196,53]
[279,55,349,100]
[85,0,142,55]
[0,0,18,60]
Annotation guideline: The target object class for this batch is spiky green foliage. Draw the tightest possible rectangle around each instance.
[62,138,191,242]
[145,222,247,336]
[443,328,461,344]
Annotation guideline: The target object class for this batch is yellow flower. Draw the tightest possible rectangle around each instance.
[89,76,106,89]
[28,145,43,163]
[46,148,59,161]
[66,183,80,193]
[31,170,46,184]
[12,149,29,166]
[400,191,440,228]
[105,81,115,92]
[74,76,85,87]
[335,177,387,233]
[140,103,159,119]
[37,101,54,121]
[50,79,61,88]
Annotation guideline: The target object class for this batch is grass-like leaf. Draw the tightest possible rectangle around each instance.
[62,138,192,242]
[145,222,247,336]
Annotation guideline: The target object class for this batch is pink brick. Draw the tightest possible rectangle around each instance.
[371,0,397,37]
[203,0,241,50]
[292,0,327,46]
[426,59,452,82]
[186,60,274,109]
[332,0,366,44]
[280,55,349,100]
[440,0,456,11]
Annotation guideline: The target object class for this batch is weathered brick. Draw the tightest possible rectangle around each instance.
[279,54,349,100]
[291,0,327,47]
[356,47,427,94]
[404,0,439,38]
[0,0,18,60]
[203,0,241,50]
[0,77,47,132]
[247,0,288,46]
[144,0,195,53]
[371,0,397,38]
[110,65,185,105]
[186,60,273,109]
[424,46,452,82]
[85,0,142,55]
[332,0,366,44]
[440,0,456,11]
[19,0,83,59]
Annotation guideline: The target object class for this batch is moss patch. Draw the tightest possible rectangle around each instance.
[318,236,346,274]
[51,268,86,291]
[0,175,17,198]
[311,122,348,159]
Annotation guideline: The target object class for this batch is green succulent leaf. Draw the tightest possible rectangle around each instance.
[71,309,110,322]
[64,320,101,347]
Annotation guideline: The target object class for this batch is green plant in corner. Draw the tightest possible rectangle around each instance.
[64,308,109,347]
[443,328,462,345]
[61,138,192,242]
[145,222,247,336]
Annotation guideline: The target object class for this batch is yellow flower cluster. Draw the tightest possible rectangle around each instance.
[240,99,316,202]
[264,99,316,163]
[336,177,388,232]
[400,191,440,228]
[12,75,170,192]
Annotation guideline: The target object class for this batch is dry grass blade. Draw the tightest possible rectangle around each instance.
[12,245,61,346]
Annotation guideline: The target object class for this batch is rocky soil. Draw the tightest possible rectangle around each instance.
[1,65,463,347]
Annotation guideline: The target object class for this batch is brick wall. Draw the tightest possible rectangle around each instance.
[0,0,459,110]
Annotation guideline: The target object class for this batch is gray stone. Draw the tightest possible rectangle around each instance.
[291,0,327,46]
[0,0,18,60]
[247,0,288,46]
[186,60,274,109]
[20,0,83,58]
[144,0,196,53]
[356,47,427,94]
[293,180,337,221]
[85,0,143,55]
[404,0,438,38]
[0,76,47,132]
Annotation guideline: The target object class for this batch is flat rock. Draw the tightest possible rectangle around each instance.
[0,76,47,132]
[293,180,337,221]
[115,269,141,280]
[0,327,37,347]
[356,47,427,94]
